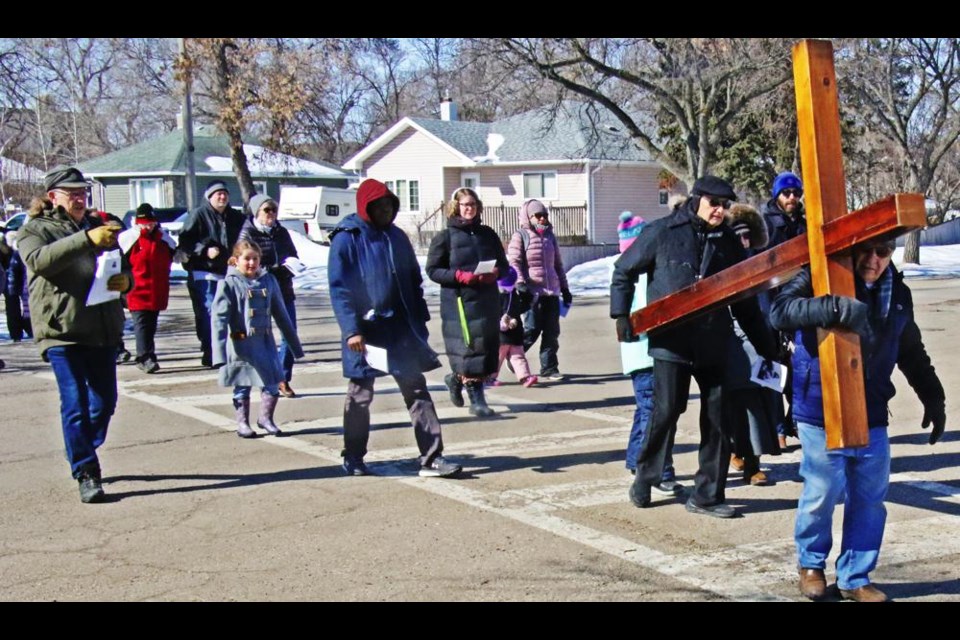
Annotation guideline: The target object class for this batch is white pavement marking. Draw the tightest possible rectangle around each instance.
[114,379,960,601]
[117,362,342,389]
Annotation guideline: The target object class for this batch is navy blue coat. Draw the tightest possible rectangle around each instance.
[761,198,806,249]
[328,213,440,379]
[770,266,944,428]
[177,201,247,275]
[237,218,299,303]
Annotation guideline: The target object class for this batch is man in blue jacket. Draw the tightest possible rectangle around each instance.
[770,236,947,602]
[327,179,461,478]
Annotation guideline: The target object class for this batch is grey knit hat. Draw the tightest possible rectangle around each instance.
[204,180,229,201]
[248,193,277,216]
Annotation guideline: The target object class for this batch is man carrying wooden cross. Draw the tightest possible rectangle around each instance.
[770,236,946,602]
[611,175,777,519]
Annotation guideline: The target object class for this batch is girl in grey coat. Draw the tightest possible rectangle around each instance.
[212,240,304,438]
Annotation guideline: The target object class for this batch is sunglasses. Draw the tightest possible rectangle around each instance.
[532,212,548,219]
[780,188,803,198]
[735,229,751,238]
[859,245,894,259]
[706,197,731,209]
[261,207,278,213]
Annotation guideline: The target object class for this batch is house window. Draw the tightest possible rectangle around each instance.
[659,189,669,206]
[253,181,268,195]
[522,171,557,200]
[384,179,420,212]
[129,178,165,208]
[461,172,480,190]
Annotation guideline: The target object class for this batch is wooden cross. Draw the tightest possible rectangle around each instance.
[629,40,927,449]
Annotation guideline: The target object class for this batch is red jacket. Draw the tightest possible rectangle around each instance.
[127,226,174,311]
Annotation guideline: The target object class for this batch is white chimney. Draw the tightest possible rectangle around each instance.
[440,97,458,122]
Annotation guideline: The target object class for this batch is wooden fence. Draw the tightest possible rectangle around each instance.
[413,201,589,249]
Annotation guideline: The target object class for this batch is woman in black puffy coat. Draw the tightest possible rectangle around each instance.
[426,188,508,417]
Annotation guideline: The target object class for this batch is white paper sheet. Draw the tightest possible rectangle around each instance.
[364,344,389,373]
[117,227,140,253]
[750,358,787,393]
[473,259,497,275]
[283,256,307,276]
[86,249,122,306]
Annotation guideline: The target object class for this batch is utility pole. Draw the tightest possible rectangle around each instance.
[179,38,197,210]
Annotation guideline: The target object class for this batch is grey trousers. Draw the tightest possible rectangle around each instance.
[343,373,444,466]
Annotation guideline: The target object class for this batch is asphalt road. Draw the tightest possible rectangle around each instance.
[1,278,958,601]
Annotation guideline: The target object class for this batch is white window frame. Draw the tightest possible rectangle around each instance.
[253,180,268,195]
[522,171,558,200]
[461,172,480,190]
[129,178,165,208]
[384,178,421,213]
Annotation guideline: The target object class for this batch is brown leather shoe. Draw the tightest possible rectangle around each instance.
[798,568,827,600]
[747,471,769,486]
[730,454,745,472]
[839,584,888,602]
[278,381,296,398]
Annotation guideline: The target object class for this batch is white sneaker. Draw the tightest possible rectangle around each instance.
[419,456,462,478]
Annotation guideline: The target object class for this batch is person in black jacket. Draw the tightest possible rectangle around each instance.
[770,237,947,603]
[177,180,247,367]
[238,194,300,397]
[426,188,509,418]
[611,176,777,519]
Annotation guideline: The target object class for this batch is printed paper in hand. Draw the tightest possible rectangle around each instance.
[364,344,389,373]
[473,259,496,275]
[86,249,122,306]
[117,227,140,253]
[750,358,787,393]
[283,257,307,276]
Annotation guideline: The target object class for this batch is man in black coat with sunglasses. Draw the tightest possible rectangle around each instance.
[611,176,777,518]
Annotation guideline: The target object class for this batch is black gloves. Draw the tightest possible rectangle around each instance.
[831,295,871,338]
[921,401,946,445]
[561,288,573,306]
[616,316,637,343]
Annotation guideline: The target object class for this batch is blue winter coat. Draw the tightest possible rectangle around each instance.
[327,213,440,379]
[770,265,944,428]
[211,267,303,388]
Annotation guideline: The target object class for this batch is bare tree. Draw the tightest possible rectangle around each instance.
[839,38,960,262]
[476,38,794,185]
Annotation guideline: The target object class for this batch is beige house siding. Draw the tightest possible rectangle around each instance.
[104,183,130,215]
[473,164,587,207]
[592,165,673,244]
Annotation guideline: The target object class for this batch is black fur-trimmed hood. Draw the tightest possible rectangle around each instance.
[726,203,769,249]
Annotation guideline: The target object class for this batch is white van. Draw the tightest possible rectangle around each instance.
[277,186,355,244]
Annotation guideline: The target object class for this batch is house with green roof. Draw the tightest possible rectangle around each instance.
[79,124,353,216]
[343,100,680,244]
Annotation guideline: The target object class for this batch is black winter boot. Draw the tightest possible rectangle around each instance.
[233,397,255,438]
[257,391,282,435]
[465,380,495,417]
[444,372,465,407]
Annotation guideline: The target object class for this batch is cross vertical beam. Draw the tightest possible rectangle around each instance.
[793,40,869,448]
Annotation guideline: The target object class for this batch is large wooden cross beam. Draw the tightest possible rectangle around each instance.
[629,40,927,449]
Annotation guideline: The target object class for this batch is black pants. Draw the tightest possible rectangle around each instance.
[131,310,159,363]
[343,373,444,466]
[635,358,729,507]
[4,292,31,341]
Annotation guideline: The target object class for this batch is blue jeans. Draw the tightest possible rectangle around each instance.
[188,274,219,360]
[795,421,890,590]
[46,345,118,478]
[233,384,280,400]
[626,369,674,481]
[278,297,297,382]
[523,295,561,375]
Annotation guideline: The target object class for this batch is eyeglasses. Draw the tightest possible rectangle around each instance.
[735,229,751,238]
[859,245,894,259]
[54,189,88,200]
[707,197,731,209]
[780,189,803,199]
[458,201,478,208]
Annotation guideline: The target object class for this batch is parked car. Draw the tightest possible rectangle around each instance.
[163,212,189,246]
[1,212,27,246]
